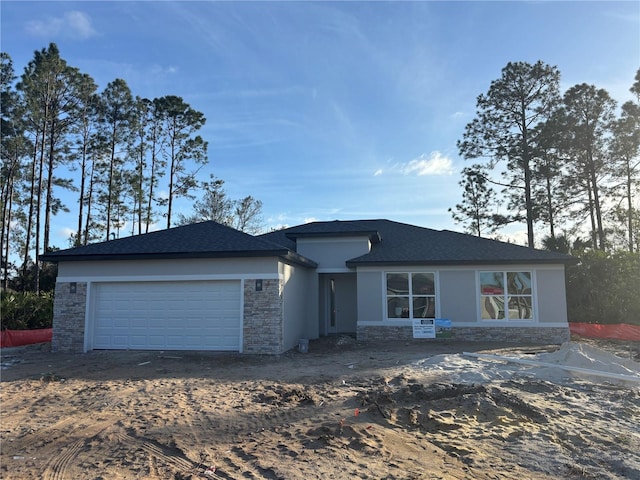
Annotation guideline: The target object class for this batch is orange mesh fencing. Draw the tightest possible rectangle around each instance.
[0,328,53,348]
[569,323,640,342]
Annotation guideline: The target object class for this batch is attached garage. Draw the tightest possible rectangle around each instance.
[91,280,242,351]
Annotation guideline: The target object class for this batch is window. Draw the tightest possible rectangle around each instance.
[479,271,533,320]
[386,272,436,319]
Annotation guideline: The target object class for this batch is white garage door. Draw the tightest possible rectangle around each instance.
[92,281,241,351]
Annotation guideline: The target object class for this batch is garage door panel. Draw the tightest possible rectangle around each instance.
[93,281,241,351]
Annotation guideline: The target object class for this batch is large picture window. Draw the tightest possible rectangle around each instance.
[479,271,533,320]
[386,272,436,319]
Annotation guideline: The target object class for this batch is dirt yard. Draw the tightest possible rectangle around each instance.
[1,337,639,480]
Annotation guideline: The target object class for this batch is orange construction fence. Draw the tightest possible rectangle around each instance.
[0,328,53,348]
[2,324,637,348]
[569,322,640,342]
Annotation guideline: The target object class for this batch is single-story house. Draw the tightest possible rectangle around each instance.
[41,219,575,354]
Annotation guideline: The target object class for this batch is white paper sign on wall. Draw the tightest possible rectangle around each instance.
[412,318,435,338]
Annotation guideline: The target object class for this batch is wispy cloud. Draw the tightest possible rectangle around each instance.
[390,151,455,176]
[26,11,97,39]
[150,64,179,76]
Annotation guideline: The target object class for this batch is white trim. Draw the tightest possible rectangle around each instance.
[239,279,245,353]
[448,321,567,328]
[297,236,371,245]
[58,273,282,283]
[357,320,568,328]
[383,270,440,320]
[359,320,415,327]
[476,270,538,323]
[316,268,354,274]
[356,263,565,272]
[83,282,93,353]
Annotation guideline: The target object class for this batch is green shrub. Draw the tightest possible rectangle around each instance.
[566,251,640,325]
[0,291,53,330]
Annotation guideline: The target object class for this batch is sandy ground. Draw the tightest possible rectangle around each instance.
[1,337,639,480]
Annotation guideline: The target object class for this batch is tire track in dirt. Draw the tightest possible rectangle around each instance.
[4,410,110,455]
[112,431,197,473]
[168,382,353,478]
[173,382,212,463]
[41,421,113,480]
[215,443,280,479]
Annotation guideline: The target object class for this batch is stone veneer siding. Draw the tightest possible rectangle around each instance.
[52,282,87,353]
[243,279,284,354]
[357,325,570,345]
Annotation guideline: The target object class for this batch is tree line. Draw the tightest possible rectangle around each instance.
[1,44,263,292]
[452,61,640,254]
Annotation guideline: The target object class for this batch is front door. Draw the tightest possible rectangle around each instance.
[326,274,357,334]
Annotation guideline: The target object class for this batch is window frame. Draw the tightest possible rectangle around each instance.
[478,270,535,321]
[385,271,438,320]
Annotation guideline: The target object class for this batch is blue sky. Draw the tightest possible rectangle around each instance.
[2,1,639,248]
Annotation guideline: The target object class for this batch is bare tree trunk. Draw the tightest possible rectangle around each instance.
[2,199,11,291]
[84,160,96,245]
[34,142,45,292]
[545,170,555,240]
[43,117,57,253]
[167,134,175,229]
[521,103,535,248]
[587,151,605,250]
[2,172,14,291]
[146,146,157,234]
[106,126,116,241]
[626,158,634,253]
[587,180,597,250]
[76,136,88,246]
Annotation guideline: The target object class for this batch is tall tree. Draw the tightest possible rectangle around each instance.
[609,69,640,252]
[97,79,133,240]
[458,61,561,247]
[233,196,264,234]
[177,176,233,226]
[560,84,616,250]
[69,73,99,246]
[16,43,79,290]
[530,116,569,241]
[155,95,207,228]
[144,98,166,233]
[129,97,150,235]
[176,176,264,233]
[1,52,31,290]
[449,165,500,237]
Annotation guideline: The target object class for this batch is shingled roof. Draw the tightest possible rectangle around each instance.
[41,219,574,267]
[40,221,316,267]
[261,219,575,266]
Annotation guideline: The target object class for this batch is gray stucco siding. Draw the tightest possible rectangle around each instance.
[356,270,384,322]
[281,262,318,351]
[296,237,370,270]
[438,270,478,323]
[355,265,569,326]
[534,267,568,324]
[57,257,279,279]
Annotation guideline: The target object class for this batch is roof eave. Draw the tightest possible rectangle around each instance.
[279,252,318,268]
[286,230,382,244]
[346,258,576,267]
[40,249,292,263]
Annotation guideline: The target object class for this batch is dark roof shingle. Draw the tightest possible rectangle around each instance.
[261,219,575,266]
[40,221,315,266]
[41,219,574,266]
